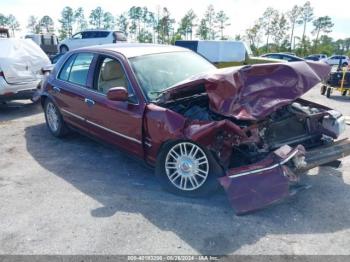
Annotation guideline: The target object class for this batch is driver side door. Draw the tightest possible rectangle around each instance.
[82,55,145,158]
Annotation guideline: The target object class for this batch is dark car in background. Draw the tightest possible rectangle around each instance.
[0,28,10,38]
[25,33,59,58]
[261,53,304,62]
[40,43,350,214]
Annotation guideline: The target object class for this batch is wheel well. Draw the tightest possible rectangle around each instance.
[40,95,47,109]
[60,45,68,51]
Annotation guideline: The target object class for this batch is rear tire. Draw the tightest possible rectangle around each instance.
[59,45,69,54]
[320,85,327,95]
[44,98,68,137]
[326,87,332,98]
[155,140,223,198]
[342,90,347,96]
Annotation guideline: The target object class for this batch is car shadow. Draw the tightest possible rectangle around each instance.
[25,123,350,254]
[0,100,42,122]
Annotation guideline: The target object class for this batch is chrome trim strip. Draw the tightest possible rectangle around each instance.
[61,108,142,144]
[61,108,85,121]
[228,150,299,179]
[85,119,142,144]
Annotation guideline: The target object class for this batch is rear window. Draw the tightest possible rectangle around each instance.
[58,53,94,86]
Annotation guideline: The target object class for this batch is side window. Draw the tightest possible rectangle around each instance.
[58,54,76,81]
[268,54,281,59]
[68,53,94,86]
[96,31,110,38]
[72,33,82,39]
[96,57,137,103]
[281,55,292,61]
[82,32,93,39]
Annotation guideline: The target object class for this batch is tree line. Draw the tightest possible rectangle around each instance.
[243,1,340,56]
[0,1,349,57]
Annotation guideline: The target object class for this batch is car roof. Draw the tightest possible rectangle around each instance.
[264,53,293,56]
[77,43,190,58]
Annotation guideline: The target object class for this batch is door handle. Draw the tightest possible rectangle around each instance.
[84,98,95,106]
[52,86,60,93]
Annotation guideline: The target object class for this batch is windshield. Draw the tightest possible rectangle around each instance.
[129,51,216,101]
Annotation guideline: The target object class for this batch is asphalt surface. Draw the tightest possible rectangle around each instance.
[1,86,350,255]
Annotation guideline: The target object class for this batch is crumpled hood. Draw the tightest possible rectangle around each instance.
[163,61,331,121]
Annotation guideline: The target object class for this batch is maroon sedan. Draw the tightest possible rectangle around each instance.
[41,44,350,214]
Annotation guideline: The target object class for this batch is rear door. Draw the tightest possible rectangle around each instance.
[50,52,96,132]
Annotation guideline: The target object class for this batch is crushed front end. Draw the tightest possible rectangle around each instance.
[151,61,350,214]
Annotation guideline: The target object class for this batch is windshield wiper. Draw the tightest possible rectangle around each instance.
[148,90,168,102]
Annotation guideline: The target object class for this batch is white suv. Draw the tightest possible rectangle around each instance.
[325,55,349,66]
[58,30,127,54]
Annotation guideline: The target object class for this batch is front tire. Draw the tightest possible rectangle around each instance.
[326,87,332,98]
[44,99,68,137]
[156,141,222,197]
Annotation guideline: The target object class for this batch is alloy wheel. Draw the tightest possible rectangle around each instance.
[165,142,209,191]
[46,102,59,132]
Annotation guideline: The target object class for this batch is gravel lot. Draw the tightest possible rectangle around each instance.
[1,86,350,255]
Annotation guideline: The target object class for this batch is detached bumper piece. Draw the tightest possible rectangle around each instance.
[219,139,350,215]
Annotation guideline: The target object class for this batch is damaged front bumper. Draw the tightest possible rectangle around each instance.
[219,139,350,214]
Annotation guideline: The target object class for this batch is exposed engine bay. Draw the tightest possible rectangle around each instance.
[162,92,345,169]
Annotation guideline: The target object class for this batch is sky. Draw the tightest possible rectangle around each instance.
[1,0,349,40]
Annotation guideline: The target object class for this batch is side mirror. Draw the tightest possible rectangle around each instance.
[107,87,128,102]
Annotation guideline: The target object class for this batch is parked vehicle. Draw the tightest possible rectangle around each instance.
[58,30,127,54]
[0,28,10,38]
[304,54,327,61]
[0,38,50,102]
[261,53,304,62]
[174,40,280,67]
[304,55,319,61]
[40,43,350,214]
[50,53,65,64]
[325,55,349,66]
[25,33,59,57]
